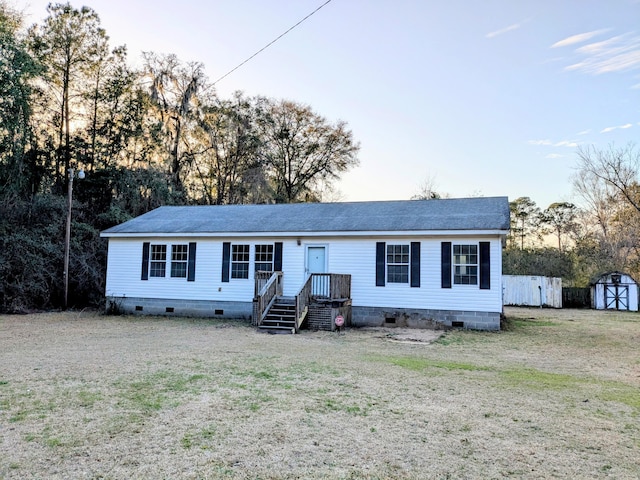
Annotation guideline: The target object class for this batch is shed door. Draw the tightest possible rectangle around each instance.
[605,284,629,310]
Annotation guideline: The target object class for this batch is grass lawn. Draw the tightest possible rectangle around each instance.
[0,307,639,479]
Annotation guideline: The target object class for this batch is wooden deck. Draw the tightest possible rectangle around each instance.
[253,272,351,333]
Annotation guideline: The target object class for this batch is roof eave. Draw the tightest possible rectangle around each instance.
[101,229,509,239]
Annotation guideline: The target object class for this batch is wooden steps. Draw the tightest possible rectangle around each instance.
[258,298,296,334]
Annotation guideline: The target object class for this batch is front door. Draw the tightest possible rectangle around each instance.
[306,246,328,296]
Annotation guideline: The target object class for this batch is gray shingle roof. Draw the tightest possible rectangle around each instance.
[101,197,510,236]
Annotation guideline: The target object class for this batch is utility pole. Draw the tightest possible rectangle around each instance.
[63,167,84,309]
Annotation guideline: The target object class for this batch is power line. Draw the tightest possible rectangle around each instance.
[212,0,333,86]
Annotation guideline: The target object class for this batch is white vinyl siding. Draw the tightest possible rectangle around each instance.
[105,235,504,313]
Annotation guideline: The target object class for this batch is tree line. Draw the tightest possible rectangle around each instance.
[505,143,640,287]
[0,2,359,312]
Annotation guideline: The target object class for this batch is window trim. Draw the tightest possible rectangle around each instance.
[453,244,478,285]
[149,244,167,278]
[170,244,188,278]
[231,244,250,279]
[386,244,410,284]
[254,244,275,273]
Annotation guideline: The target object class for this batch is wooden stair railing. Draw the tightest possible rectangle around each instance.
[295,275,313,333]
[255,272,352,333]
[254,271,283,328]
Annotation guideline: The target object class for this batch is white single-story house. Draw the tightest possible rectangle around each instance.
[591,271,639,312]
[100,197,510,330]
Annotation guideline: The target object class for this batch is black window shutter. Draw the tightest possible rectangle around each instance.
[274,242,283,271]
[410,242,420,288]
[141,242,150,280]
[376,242,386,287]
[187,242,197,282]
[441,242,452,288]
[479,241,490,290]
[222,242,231,282]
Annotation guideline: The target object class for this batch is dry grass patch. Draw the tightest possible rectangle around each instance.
[1,308,639,479]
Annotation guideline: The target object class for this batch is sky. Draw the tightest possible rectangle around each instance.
[19,0,640,209]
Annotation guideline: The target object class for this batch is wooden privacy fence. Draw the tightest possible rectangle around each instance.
[503,275,562,308]
[562,287,591,308]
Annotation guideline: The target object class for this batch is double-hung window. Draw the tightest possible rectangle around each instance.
[170,244,188,278]
[386,244,409,283]
[150,244,167,277]
[231,244,250,279]
[453,244,478,285]
[255,244,274,272]
[376,242,420,287]
[142,242,196,282]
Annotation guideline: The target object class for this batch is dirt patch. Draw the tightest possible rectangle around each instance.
[361,326,445,344]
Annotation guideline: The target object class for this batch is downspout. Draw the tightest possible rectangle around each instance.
[538,285,542,308]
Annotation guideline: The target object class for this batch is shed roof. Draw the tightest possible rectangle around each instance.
[590,271,639,286]
[101,196,510,237]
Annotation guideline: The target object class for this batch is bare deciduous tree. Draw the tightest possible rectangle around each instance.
[411,174,447,200]
[255,97,360,203]
[576,143,640,214]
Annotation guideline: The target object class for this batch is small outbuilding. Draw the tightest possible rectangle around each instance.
[591,271,639,312]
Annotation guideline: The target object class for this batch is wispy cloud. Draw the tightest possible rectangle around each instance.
[546,153,564,159]
[575,35,625,54]
[554,140,578,147]
[528,139,577,147]
[577,129,591,135]
[551,29,610,48]
[600,123,633,133]
[552,30,640,75]
[486,22,522,39]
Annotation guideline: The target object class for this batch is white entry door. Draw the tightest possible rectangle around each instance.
[307,246,327,274]
[306,246,328,296]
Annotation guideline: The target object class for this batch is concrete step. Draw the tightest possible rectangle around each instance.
[257,325,295,334]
